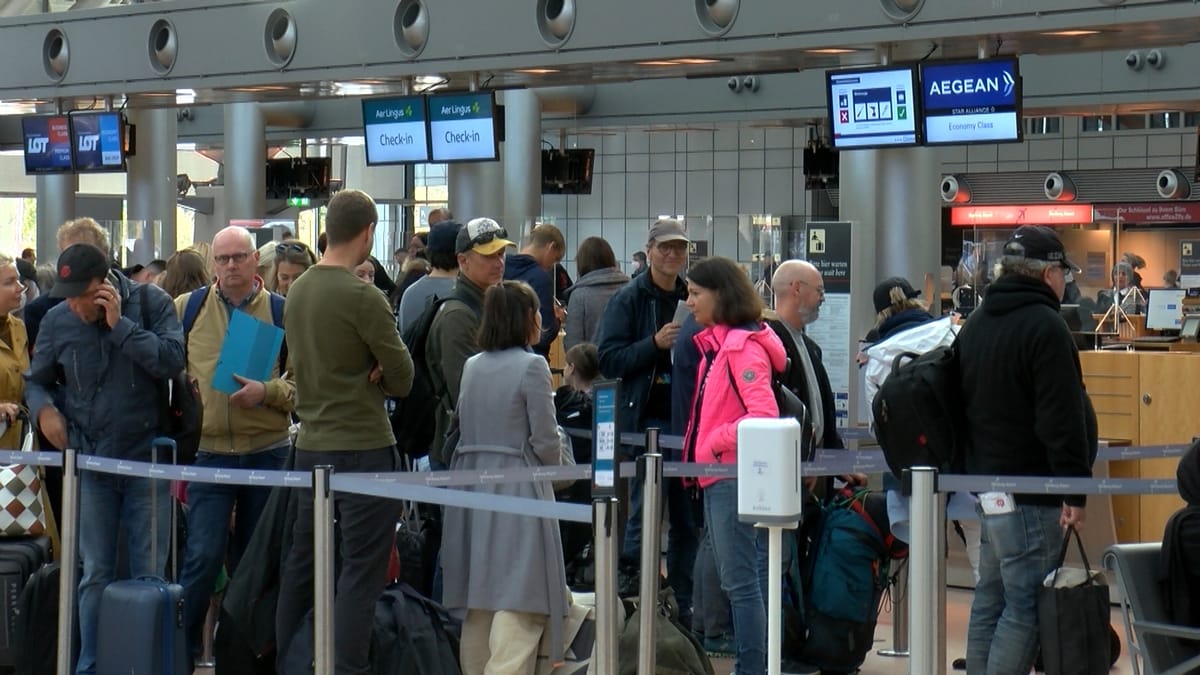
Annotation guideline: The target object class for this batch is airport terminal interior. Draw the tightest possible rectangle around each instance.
[4,0,1200,674]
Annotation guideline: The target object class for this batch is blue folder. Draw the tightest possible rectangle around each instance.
[213,309,285,395]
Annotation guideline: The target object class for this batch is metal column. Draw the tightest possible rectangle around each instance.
[55,448,78,675]
[636,429,663,675]
[592,497,620,675]
[312,466,335,675]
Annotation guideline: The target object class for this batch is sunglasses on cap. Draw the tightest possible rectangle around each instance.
[470,226,509,247]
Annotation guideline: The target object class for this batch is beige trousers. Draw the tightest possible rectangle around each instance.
[460,608,548,675]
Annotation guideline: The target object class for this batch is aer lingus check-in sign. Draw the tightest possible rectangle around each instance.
[921,57,1022,145]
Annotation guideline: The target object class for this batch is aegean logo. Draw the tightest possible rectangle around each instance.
[928,69,1014,98]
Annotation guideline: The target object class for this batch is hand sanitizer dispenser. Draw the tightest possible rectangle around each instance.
[737,417,803,525]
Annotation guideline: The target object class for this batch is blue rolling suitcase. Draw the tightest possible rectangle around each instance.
[95,439,189,675]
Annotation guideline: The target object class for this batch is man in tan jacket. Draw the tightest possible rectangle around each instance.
[175,225,295,664]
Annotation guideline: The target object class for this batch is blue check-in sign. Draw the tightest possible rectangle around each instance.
[921,58,1017,112]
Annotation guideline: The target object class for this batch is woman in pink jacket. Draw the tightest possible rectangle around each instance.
[683,256,788,675]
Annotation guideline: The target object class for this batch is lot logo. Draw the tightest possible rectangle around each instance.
[78,134,100,152]
[27,137,48,153]
[928,69,1014,98]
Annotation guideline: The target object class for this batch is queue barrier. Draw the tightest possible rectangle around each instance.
[31,441,1189,675]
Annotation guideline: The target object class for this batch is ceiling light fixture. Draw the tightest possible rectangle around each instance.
[805,48,859,55]
[636,57,722,66]
[516,68,560,74]
[1040,29,1101,37]
[175,88,196,105]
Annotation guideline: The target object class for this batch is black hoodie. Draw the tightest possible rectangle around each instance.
[958,274,1095,507]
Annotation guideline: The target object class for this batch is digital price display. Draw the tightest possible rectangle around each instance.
[428,92,499,163]
[361,96,430,165]
[71,112,126,172]
[826,65,921,149]
[921,57,1022,145]
[22,115,74,174]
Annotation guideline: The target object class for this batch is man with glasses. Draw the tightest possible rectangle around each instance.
[175,225,295,664]
[426,217,513,469]
[595,218,697,622]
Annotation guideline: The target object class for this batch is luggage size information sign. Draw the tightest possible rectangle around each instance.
[592,381,620,497]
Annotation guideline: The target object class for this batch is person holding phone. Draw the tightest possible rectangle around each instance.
[25,243,185,675]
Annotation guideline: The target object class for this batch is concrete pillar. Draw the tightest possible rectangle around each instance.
[448,159,504,226]
[223,102,266,221]
[36,173,77,261]
[127,107,178,260]
[875,147,941,290]
[501,89,542,237]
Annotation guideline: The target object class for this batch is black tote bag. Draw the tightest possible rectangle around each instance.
[1037,525,1112,675]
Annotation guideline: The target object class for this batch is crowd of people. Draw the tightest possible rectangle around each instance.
[0,204,1117,675]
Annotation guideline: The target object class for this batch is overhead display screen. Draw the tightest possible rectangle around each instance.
[70,111,127,172]
[428,92,499,162]
[22,115,74,174]
[921,57,1022,145]
[826,65,921,149]
[361,95,430,165]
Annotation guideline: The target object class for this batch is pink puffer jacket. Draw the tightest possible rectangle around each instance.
[685,322,787,488]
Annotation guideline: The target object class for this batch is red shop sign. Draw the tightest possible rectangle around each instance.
[950,204,1094,227]
[1092,202,1200,224]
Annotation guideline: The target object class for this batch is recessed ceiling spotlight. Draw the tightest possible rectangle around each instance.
[805,48,859,55]
[635,58,723,66]
[1040,29,1102,36]
[516,68,560,74]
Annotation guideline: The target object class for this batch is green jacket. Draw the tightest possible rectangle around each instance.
[425,273,485,466]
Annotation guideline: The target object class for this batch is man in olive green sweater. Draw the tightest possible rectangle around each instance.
[276,189,414,675]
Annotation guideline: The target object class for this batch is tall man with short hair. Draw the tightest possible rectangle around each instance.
[275,189,415,674]
[595,218,697,622]
[504,223,566,357]
[26,244,185,675]
[176,226,294,663]
[959,225,1094,674]
[426,217,513,469]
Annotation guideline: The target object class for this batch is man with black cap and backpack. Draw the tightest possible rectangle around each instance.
[957,224,1096,675]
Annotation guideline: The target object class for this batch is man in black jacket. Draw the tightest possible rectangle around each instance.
[958,225,1093,675]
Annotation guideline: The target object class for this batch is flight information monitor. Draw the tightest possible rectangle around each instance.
[826,65,921,149]
[921,57,1022,145]
[361,95,430,165]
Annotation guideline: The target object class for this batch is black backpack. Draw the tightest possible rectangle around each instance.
[724,359,812,458]
[871,343,965,476]
[391,290,481,461]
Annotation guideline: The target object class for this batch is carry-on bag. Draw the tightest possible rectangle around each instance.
[0,535,52,667]
[0,410,48,537]
[1037,525,1111,675]
[95,438,190,675]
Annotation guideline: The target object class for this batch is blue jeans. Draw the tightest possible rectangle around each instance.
[704,479,768,675]
[966,503,1062,675]
[275,447,400,675]
[179,445,289,659]
[622,438,699,618]
[76,471,171,675]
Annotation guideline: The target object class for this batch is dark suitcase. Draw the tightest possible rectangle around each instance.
[95,439,189,675]
[14,560,80,675]
[0,536,52,666]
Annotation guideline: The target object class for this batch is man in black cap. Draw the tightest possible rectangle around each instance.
[24,243,184,675]
[957,225,1096,675]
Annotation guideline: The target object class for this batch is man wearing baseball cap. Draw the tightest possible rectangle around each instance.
[25,243,185,675]
[957,224,1096,674]
[426,217,514,468]
[595,218,698,620]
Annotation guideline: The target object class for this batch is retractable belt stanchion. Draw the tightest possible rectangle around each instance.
[908,467,945,675]
[593,497,620,675]
[637,428,663,675]
[312,465,335,675]
[56,448,79,675]
[878,562,910,657]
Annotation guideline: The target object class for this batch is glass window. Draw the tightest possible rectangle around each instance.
[1081,116,1113,133]
[1185,112,1200,128]
[1148,112,1183,129]
[1024,117,1062,135]
[1115,114,1148,131]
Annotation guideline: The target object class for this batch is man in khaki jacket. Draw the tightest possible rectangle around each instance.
[176,225,295,664]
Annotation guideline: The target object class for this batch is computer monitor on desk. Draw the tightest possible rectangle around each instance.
[1146,289,1186,331]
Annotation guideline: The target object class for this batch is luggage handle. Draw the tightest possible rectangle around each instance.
[150,437,178,582]
[1050,525,1098,588]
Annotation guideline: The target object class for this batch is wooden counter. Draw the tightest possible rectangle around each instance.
[1080,350,1198,543]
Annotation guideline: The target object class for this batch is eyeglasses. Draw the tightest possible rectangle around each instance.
[654,242,689,257]
[796,279,825,295]
[213,251,253,266]
[276,242,309,256]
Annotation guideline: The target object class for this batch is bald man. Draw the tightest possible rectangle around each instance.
[175,225,295,663]
[768,260,844,457]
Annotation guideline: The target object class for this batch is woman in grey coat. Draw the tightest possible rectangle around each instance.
[441,280,569,674]
[563,237,630,351]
